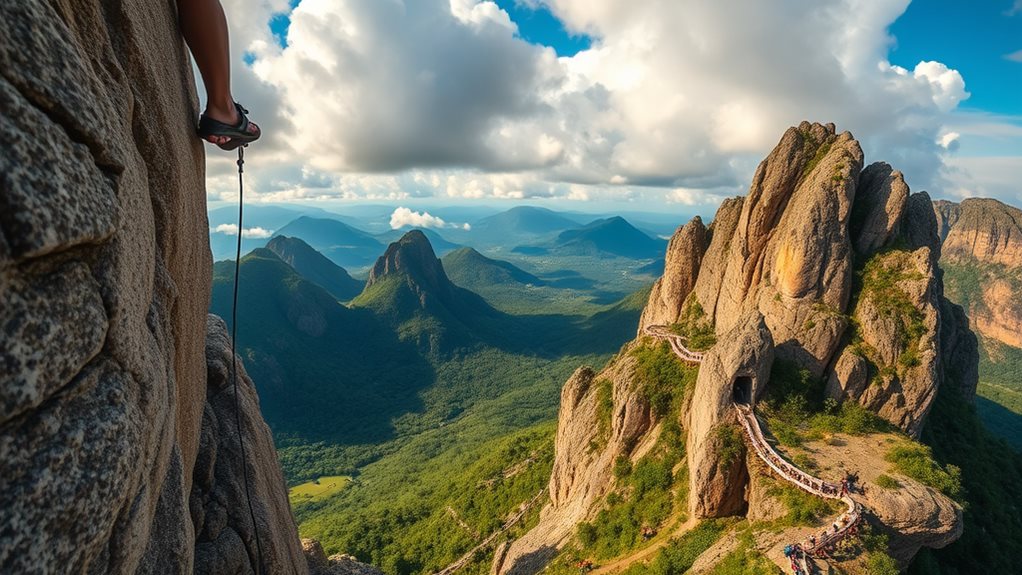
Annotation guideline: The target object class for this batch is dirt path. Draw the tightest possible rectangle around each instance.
[591,517,698,575]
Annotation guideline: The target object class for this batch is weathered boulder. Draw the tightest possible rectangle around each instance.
[638,216,709,332]
[903,192,941,262]
[824,349,870,401]
[304,538,384,575]
[850,162,908,256]
[867,477,963,565]
[0,0,304,572]
[193,316,307,574]
[687,310,773,518]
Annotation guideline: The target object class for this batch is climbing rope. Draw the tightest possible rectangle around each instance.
[230,145,266,574]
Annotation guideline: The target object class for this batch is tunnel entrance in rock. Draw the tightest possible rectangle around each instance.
[733,376,752,405]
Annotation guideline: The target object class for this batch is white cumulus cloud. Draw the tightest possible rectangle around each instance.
[212,223,275,238]
[200,0,1022,205]
[389,207,470,230]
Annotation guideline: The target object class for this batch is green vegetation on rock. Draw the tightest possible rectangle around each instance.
[576,411,689,560]
[885,442,962,500]
[874,474,899,489]
[707,530,778,575]
[617,520,731,575]
[631,341,699,418]
[669,295,716,351]
[761,359,889,448]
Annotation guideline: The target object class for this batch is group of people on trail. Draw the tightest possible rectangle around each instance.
[740,404,871,573]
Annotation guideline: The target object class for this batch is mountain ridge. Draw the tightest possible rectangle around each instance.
[267,235,364,301]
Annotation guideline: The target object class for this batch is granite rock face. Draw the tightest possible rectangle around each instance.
[851,162,909,257]
[193,316,307,574]
[638,216,709,332]
[840,248,942,437]
[0,1,305,572]
[495,358,656,575]
[686,310,773,518]
[936,198,1022,350]
[695,122,864,376]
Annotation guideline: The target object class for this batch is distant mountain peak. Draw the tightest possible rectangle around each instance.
[442,247,544,289]
[366,230,453,297]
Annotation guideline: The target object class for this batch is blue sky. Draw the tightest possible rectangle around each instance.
[889,0,1021,115]
[208,0,1022,211]
[492,0,591,56]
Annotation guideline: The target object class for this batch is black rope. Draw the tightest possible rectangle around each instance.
[231,145,265,574]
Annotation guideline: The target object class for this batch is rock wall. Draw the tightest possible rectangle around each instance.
[638,216,708,332]
[494,355,658,575]
[686,310,773,518]
[936,197,1022,351]
[0,1,305,572]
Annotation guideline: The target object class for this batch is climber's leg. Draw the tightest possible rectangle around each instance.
[178,0,260,147]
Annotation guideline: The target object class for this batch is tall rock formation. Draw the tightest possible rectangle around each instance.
[686,311,773,517]
[493,358,656,575]
[696,123,864,376]
[638,216,709,332]
[497,122,972,575]
[366,230,456,302]
[0,1,306,572]
[194,316,307,574]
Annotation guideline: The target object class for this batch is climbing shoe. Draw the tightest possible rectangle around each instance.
[197,102,261,151]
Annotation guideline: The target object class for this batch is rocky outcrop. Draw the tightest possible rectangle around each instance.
[680,123,863,376]
[638,217,709,332]
[0,1,304,572]
[687,311,774,517]
[495,354,657,575]
[303,539,384,575]
[938,198,1022,267]
[193,316,307,574]
[366,230,454,299]
[499,122,974,575]
[690,197,743,321]
[831,248,942,436]
[850,163,909,256]
[937,198,1022,351]
[736,431,961,572]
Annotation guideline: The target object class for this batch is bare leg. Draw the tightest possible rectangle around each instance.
[178,0,259,144]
